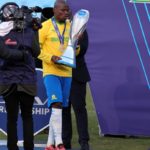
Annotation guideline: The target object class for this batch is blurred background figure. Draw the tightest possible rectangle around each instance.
[41,7,53,22]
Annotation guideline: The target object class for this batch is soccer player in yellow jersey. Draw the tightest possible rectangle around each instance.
[38,1,71,150]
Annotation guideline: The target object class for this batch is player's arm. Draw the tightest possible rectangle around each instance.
[38,22,54,64]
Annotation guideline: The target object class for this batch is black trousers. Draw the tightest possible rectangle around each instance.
[62,80,89,147]
[3,87,34,150]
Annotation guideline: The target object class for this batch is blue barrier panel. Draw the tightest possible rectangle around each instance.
[0,69,50,140]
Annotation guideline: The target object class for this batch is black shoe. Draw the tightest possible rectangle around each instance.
[80,142,89,150]
[64,143,71,149]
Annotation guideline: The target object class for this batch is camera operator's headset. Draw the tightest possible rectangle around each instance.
[0,2,19,21]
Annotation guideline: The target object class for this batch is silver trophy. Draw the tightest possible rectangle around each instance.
[57,9,90,68]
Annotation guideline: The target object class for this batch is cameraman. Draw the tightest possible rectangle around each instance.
[0,2,40,150]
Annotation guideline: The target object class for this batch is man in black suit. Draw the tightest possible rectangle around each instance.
[62,30,91,150]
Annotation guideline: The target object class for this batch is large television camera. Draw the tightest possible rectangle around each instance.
[0,2,43,31]
[13,5,42,31]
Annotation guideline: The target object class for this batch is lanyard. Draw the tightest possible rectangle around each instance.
[51,17,66,44]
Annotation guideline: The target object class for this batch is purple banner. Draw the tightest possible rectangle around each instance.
[70,0,150,136]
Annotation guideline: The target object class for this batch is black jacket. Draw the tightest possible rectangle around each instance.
[72,30,91,83]
[0,28,40,96]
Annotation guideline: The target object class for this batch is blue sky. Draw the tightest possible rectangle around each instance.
[0,0,57,18]
[0,0,56,8]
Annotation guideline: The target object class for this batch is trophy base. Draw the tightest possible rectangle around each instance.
[56,56,76,68]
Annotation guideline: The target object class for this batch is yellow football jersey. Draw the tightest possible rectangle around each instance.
[38,18,72,77]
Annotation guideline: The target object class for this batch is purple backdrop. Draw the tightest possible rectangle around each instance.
[70,0,150,136]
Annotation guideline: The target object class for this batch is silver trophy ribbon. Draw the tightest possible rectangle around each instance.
[57,9,90,68]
